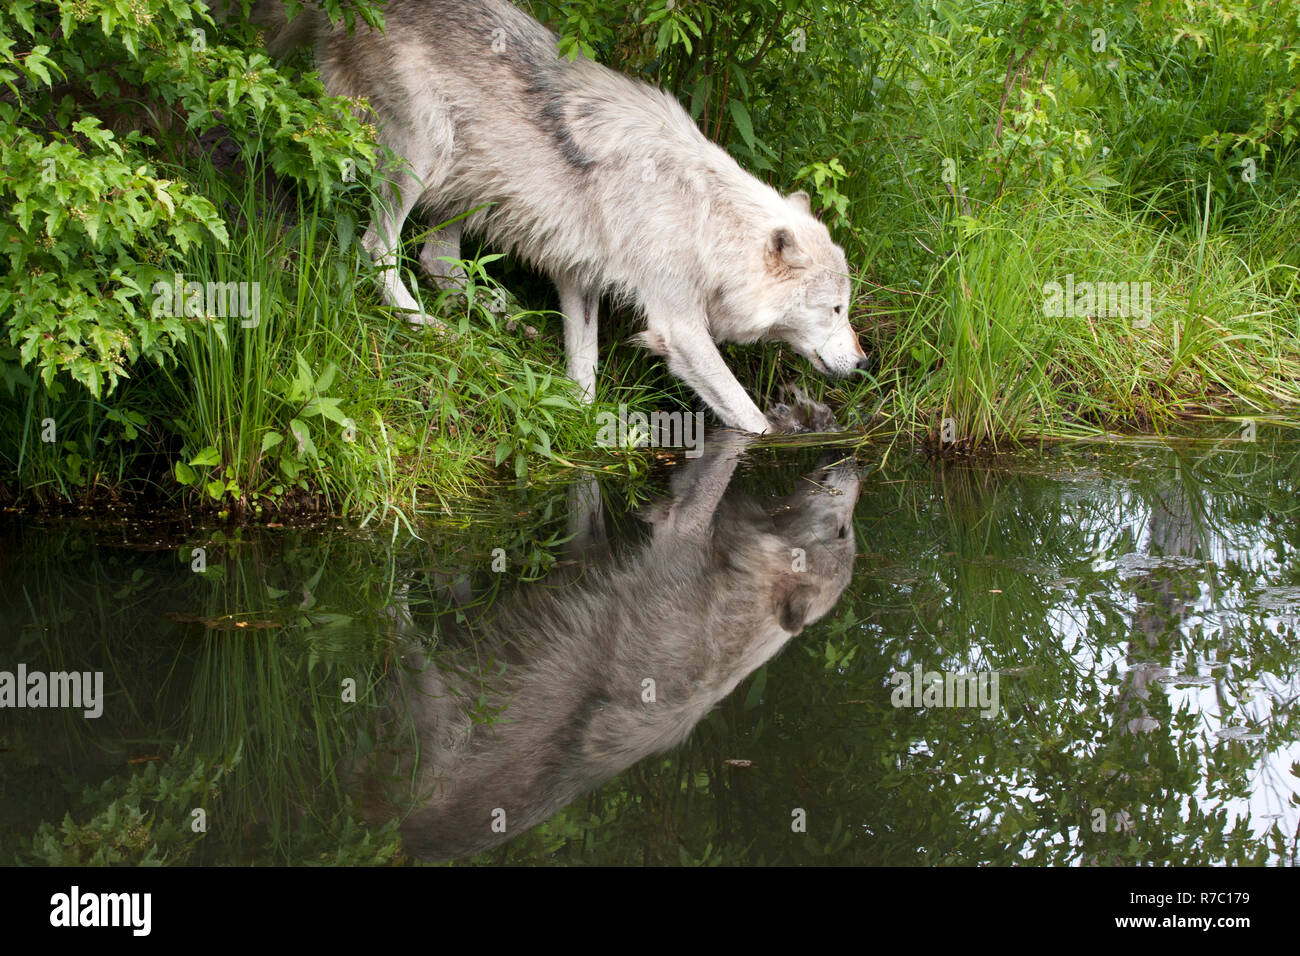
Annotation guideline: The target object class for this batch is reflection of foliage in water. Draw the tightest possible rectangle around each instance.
[480,428,1299,865]
[0,480,593,864]
[2,427,1297,864]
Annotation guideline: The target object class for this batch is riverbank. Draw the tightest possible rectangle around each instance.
[2,0,1297,519]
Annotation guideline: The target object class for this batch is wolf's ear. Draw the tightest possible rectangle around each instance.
[765,227,812,274]
[787,190,812,215]
[772,575,817,633]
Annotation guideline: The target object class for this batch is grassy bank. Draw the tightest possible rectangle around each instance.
[2,0,1298,518]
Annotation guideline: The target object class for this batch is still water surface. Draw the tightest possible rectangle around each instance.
[2,427,1296,864]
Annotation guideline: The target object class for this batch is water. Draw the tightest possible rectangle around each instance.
[1,425,1296,865]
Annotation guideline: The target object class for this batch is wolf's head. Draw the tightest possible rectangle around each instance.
[746,192,867,378]
[766,455,860,630]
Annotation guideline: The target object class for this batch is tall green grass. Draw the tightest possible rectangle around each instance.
[813,1,1300,451]
[862,192,1300,448]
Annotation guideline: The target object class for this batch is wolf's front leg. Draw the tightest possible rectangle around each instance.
[564,475,607,560]
[650,430,753,538]
[557,280,599,400]
[649,322,771,434]
[361,169,431,322]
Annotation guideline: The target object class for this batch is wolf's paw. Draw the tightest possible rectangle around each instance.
[765,385,839,434]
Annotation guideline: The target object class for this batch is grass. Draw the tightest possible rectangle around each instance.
[2,0,1299,516]
[5,162,1296,515]
[856,189,1300,450]
[812,0,1300,453]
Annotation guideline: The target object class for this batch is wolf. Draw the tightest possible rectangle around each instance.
[364,430,860,860]
[248,0,870,433]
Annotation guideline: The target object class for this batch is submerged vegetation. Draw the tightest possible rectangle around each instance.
[1,0,1298,516]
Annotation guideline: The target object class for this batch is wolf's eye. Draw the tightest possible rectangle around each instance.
[838,525,849,539]
[833,305,844,315]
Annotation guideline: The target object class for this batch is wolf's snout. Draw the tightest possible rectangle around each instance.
[855,357,872,372]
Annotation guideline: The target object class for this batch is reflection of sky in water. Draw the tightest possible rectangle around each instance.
[1013,467,1300,864]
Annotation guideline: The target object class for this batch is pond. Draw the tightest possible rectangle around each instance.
[1,424,1297,865]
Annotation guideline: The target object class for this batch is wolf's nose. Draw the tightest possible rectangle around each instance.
[855,357,873,372]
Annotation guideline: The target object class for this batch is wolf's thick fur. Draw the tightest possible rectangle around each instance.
[250,0,868,432]
[366,432,859,859]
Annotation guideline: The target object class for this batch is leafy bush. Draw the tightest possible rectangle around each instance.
[0,0,379,397]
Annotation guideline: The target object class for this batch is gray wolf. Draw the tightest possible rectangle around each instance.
[249,0,869,432]
[364,431,860,860]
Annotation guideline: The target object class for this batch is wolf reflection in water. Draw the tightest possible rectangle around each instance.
[363,432,860,861]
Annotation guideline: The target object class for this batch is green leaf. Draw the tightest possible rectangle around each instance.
[1083,171,1121,189]
[288,419,317,459]
[314,362,338,393]
[728,100,757,151]
[189,446,221,467]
